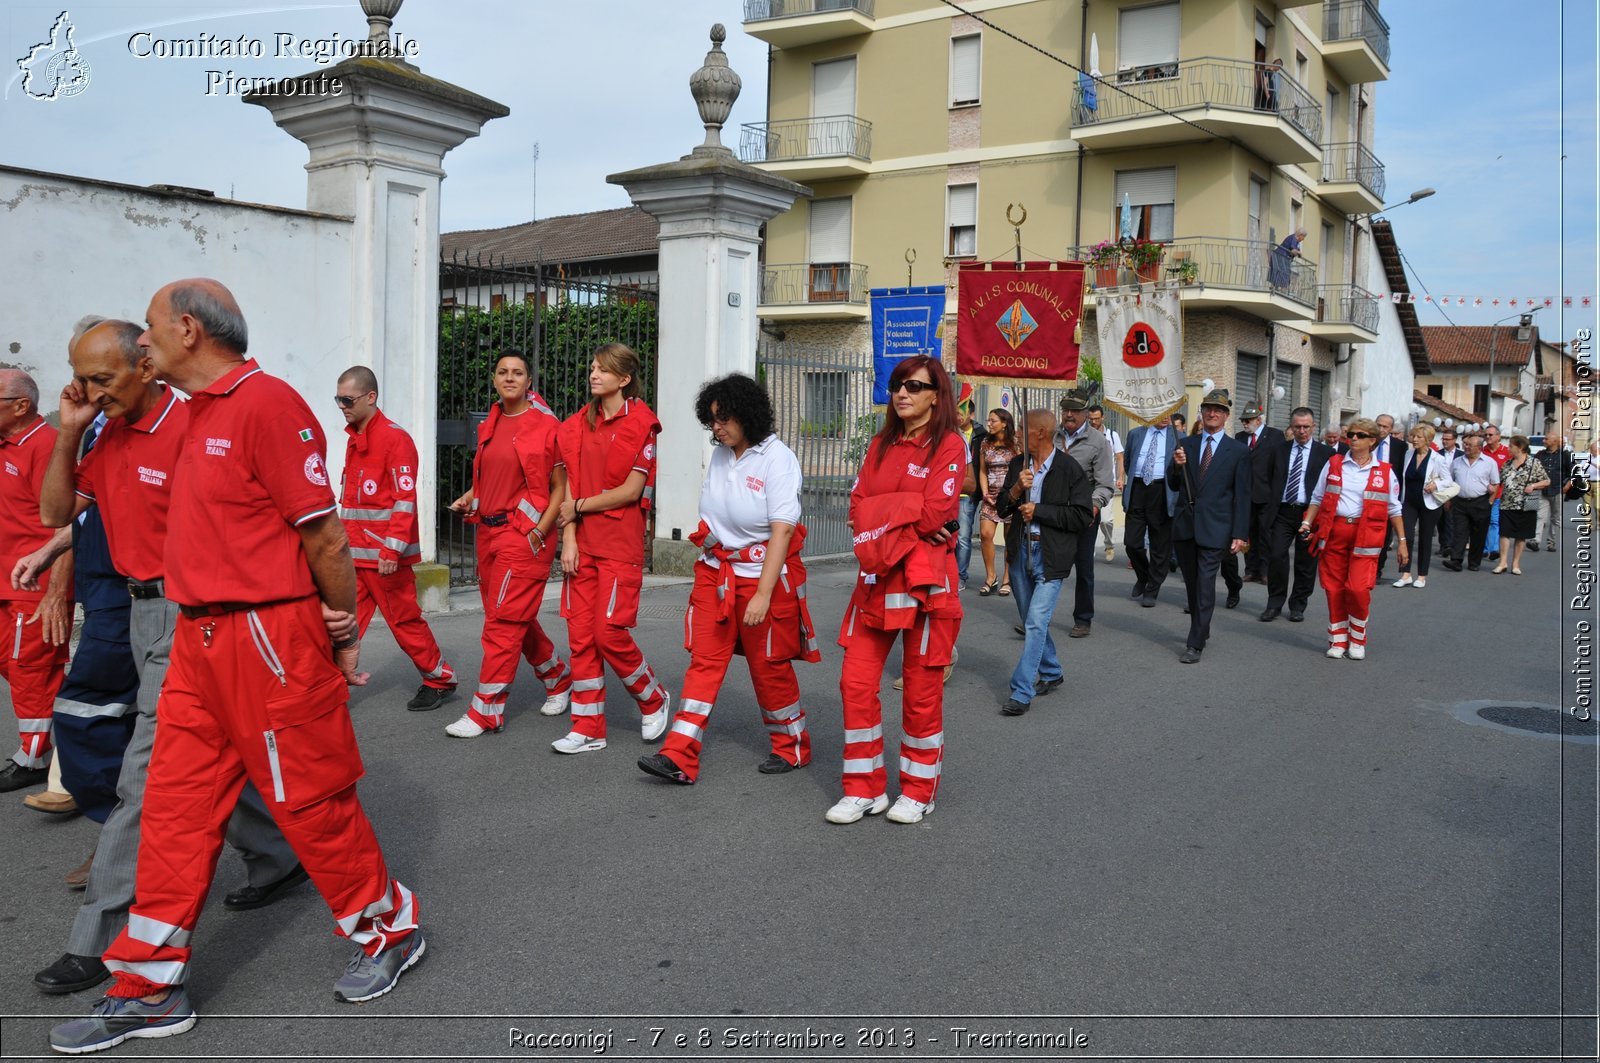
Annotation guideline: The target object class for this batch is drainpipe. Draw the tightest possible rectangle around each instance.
[1071,0,1088,252]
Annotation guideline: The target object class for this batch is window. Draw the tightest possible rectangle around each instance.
[812,57,856,117]
[1473,384,1489,415]
[1325,85,1340,141]
[1308,369,1330,422]
[1117,2,1179,82]
[1294,51,1307,85]
[1115,168,1175,243]
[950,34,981,105]
[808,197,853,301]
[1321,220,1335,268]
[1236,353,1266,406]
[947,183,977,258]
[1271,363,1297,428]
[1290,198,1303,237]
[1427,384,1443,399]
[804,371,849,437]
[490,293,506,310]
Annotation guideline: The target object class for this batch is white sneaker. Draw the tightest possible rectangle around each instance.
[539,690,571,717]
[1392,574,1413,587]
[1347,644,1366,661]
[1413,577,1426,589]
[886,795,934,824]
[551,731,606,755]
[445,714,495,738]
[1104,545,1115,562]
[824,793,889,824]
[1326,646,1347,659]
[640,691,671,742]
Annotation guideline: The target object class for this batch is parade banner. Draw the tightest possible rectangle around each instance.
[1095,287,1185,426]
[955,261,1085,384]
[870,286,946,405]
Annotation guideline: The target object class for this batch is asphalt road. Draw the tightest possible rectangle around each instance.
[1,523,1591,1062]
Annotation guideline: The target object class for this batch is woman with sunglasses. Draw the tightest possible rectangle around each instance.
[1299,417,1407,660]
[444,350,573,737]
[637,373,819,785]
[550,343,669,755]
[828,355,964,826]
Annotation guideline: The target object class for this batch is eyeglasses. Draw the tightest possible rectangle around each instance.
[334,395,359,408]
[892,379,937,395]
[1345,431,1373,440]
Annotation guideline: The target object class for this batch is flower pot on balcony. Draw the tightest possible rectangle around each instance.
[1095,265,1120,289]
[1135,262,1162,284]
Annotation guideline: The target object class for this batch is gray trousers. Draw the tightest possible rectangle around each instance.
[66,596,298,957]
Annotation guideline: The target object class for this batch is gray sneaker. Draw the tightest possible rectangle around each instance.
[49,987,197,1054]
[333,930,426,1003]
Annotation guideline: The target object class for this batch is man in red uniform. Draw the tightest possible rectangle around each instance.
[0,369,72,792]
[336,366,457,711]
[51,280,424,1055]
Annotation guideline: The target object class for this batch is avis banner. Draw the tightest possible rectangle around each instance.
[869,286,947,405]
[1095,287,1185,426]
[955,261,1086,384]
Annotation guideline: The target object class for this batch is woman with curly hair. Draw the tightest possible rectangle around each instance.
[549,343,669,754]
[976,407,1017,596]
[637,373,820,785]
[828,355,964,826]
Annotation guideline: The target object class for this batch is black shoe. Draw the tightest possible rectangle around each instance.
[405,685,452,711]
[1441,559,1464,572]
[1179,647,1202,664]
[1035,677,1064,697]
[1287,609,1305,623]
[1000,698,1031,716]
[1013,624,1025,637]
[33,953,109,995]
[1467,564,1481,572]
[1130,583,1147,600]
[1488,551,1500,561]
[637,752,692,784]
[224,863,310,911]
[1139,593,1157,608]
[1528,544,1541,552]
[1259,607,1280,622]
[0,760,48,793]
[1225,593,1241,609]
[757,753,802,775]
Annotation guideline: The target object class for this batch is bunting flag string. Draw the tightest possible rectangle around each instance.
[1375,293,1592,308]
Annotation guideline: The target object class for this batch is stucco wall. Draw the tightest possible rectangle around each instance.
[1357,242,1419,420]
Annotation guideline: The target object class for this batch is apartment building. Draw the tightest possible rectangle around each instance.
[740,0,1402,430]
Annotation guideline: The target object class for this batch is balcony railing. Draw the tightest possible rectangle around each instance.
[761,262,870,306]
[1325,0,1391,67]
[1080,56,1322,144]
[1070,235,1319,310]
[743,0,874,21]
[1320,141,1386,201]
[1316,284,1380,333]
[739,116,873,165]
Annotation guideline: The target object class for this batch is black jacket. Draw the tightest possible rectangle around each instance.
[995,448,1096,580]
[1236,427,1280,504]
[1261,438,1334,527]
[964,426,990,502]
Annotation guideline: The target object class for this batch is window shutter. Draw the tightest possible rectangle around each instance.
[1236,354,1264,405]
[1115,168,1176,207]
[1271,364,1297,427]
[1308,369,1329,422]
[948,184,976,227]
[950,35,980,104]
[812,58,856,117]
[1118,2,1179,71]
[809,198,852,264]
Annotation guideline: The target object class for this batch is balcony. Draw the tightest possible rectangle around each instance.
[742,0,875,48]
[1318,141,1385,214]
[758,262,870,320]
[1324,0,1391,83]
[1073,57,1321,165]
[1303,284,1381,343]
[1075,236,1319,322]
[739,116,873,181]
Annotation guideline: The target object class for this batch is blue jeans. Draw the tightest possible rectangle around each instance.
[1486,499,1501,554]
[956,496,979,585]
[1007,538,1064,704]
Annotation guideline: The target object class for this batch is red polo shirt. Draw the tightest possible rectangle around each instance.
[559,399,658,564]
[74,387,186,583]
[0,417,59,602]
[164,360,338,607]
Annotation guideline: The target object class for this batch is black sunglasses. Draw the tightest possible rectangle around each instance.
[334,395,359,408]
[892,379,937,395]
[1346,431,1372,440]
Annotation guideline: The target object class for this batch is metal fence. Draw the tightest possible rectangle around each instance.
[437,253,659,585]
[1083,56,1322,144]
[1325,0,1391,66]
[1321,141,1386,202]
[742,0,874,21]
[1070,236,1319,310]
[739,115,873,165]
[761,262,870,307]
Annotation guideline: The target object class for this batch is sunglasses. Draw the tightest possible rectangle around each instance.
[1345,431,1373,440]
[892,379,937,395]
[334,395,360,408]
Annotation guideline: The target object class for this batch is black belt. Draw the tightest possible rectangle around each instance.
[178,595,310,620]
[479,513,509,527]
[127,578,165,600]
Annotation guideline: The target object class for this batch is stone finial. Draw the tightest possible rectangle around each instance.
[689,23,741,156]
[360,0,403,50]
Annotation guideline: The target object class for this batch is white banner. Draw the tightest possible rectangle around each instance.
[1096,288,1185,426]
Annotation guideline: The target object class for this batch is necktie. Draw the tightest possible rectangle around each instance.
[1249,432,1256,449]
[1200,435,1214,479]
[1286,443,1304,503]
[1140,432,1159,483]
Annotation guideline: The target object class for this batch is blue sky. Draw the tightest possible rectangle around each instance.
[2,0,1594,349]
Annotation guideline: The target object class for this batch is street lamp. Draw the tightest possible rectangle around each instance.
[1486,306,1543,423]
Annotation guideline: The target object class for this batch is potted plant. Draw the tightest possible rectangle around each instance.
[1086,239,1120,289]
[1123,238,1165,283]
[1175,258,1199,285]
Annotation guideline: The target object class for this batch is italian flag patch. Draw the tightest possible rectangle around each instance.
[299,429,314,442]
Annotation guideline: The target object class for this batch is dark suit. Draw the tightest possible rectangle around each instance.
[1166,431,1252,654]
[1122,423,1181,600]
[1224,426,1278,583]
[1261,437,1333,613]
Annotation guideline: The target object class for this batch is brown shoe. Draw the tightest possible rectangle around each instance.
[24,789,79,816]
[1069,623,1092,638]
[65,848,95,891]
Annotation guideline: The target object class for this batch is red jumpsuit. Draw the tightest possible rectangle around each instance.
[1311,455,1396,653]
[460,397,572,731]
[100,361,417,998]
[838,432,966,805]
[0,417,70,769]
[557,399,665,740]
[657,523,820,781]
[340,409,456,693]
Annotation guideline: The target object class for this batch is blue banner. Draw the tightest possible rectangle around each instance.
[870,286,947,405]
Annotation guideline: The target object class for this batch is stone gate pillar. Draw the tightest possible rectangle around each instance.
[608,25,808,575]
[246,0,507,604]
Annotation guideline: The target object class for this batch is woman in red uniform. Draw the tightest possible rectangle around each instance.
[444,350,573,737]
[828,355,964,826]
[551,343,668,754]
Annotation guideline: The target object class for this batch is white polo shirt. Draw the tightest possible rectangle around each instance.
[699,434,803,578]
[1451,452,1502,499]
[1311,456,1402,518]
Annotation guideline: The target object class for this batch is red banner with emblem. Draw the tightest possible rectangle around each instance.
[955,261,1086,384]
